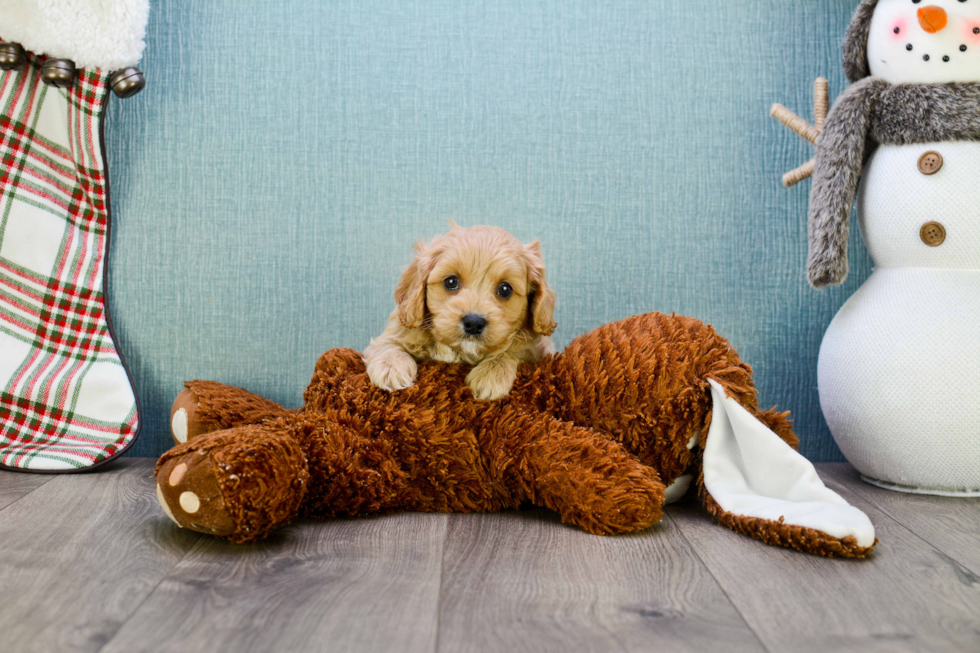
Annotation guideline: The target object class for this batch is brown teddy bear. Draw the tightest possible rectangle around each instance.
[155,312,876,557]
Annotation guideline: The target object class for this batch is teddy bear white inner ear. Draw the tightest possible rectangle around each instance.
[867,0,980,84]
[702,381,876,548]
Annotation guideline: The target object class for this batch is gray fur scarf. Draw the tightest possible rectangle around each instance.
[807,80,980,288]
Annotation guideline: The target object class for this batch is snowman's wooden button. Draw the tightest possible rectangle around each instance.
[917,151,943,175]
[920,222,946,247]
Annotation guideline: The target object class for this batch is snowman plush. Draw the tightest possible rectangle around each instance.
[803,0,980,495]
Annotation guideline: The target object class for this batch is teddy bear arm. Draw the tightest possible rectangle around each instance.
[303,348,370,407]
[296,418,418,519]
[498,412,665,536]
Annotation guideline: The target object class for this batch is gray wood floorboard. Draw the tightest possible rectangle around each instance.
[0,459,201,653]
[101,512,448,653]
[0,468,54,510]
[669,463,980,653]
[4,459,980,652]
[821,463,980,577]
[436,509,765,653]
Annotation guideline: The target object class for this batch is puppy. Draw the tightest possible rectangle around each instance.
[364,225,557,400]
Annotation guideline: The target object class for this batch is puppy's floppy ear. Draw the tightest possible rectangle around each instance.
[524,240,556,336]
[395,239,440,329]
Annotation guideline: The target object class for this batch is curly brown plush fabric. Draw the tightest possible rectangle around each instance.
[155,313,872,557]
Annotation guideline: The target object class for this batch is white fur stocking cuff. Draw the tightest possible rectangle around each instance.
[0,0,149,71]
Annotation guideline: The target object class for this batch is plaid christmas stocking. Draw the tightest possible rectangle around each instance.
[0,2,148,471]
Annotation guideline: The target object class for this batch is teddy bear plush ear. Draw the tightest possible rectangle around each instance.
[699,380,876,557]
[395,239,441,329]
[524,241,556,336]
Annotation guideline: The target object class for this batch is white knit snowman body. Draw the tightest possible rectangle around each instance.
[819,0,980,494]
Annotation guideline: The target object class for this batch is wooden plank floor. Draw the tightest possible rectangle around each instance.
[0,460,978,653]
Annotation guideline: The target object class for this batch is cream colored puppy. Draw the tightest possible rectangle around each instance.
[364,225,557,400]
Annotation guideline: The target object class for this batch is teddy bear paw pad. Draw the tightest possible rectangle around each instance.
[156,452,237,537]
[171,408,188,443]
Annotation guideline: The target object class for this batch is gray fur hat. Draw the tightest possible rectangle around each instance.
[843,0,880,83]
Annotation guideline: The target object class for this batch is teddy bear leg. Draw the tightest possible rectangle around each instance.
[506,415,666,536]
[297,419,415,518]
[170,380,292,446]
[155,425,309,543]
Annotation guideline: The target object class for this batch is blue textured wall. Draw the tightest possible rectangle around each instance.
[106,0,872,460]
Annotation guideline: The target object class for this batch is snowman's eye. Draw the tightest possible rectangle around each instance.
[976,27,980,34]
[907,43,914,50]
[962,45,969,51]
[943,55,950,61]
[924,54,931,61]
[895,27,901,33]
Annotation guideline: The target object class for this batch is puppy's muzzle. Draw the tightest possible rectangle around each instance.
[462,314,488,337]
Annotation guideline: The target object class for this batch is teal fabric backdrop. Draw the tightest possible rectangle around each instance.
[105,0,872,460]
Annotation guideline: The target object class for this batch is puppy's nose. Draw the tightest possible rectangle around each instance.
[918,6,947,34]
[462,314,487,336]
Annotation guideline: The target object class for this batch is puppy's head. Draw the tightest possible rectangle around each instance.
[395,225,556,361]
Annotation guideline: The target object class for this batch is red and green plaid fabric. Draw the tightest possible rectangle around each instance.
[0,50,139,471]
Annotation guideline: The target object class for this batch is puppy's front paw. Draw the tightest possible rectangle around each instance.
[367,351,418,391]
[466,358,518,401]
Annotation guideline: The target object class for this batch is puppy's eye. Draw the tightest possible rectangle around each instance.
[444,276,460,291]
[497,282,513,299]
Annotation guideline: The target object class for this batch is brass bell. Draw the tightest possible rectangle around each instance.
[41,58,76,88]
[0,42,27,71]
[110,67,145,98]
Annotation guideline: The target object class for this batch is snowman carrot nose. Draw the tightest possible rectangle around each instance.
[918,6,948,34]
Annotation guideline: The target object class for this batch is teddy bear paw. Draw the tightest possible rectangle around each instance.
[170,389,209,445]
[156,451,237,537]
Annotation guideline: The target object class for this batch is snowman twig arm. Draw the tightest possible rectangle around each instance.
[807,78,885,289]
[771,78,829,187]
